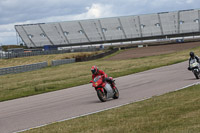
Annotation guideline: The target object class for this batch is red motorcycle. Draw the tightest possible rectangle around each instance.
[90,75,119,102]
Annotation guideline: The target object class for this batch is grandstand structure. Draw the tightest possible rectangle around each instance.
[15,9,200,48]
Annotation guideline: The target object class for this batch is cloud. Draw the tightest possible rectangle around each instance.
[34,3,115,22]
[0,0,200,45]
[186,0,194,4]
[0,3,115,45]
[0,23,20,45]
[0,0,90,25]
[73,3,115,20]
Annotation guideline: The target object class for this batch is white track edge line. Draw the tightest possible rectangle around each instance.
[14,82,200,133]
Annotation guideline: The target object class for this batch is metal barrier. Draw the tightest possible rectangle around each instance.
[52,58,75,66]
[0,62,48,75]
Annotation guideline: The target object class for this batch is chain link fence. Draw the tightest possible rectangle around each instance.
[0,47,100,59]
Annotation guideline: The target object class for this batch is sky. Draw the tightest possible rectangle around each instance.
[0,0,199,45]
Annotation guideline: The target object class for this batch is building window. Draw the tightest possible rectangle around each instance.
[40,33,46,37]
[28,34,33,38]
[179,21,184,24]
[63,31,69,36]
[78,30,84,34]
[194,19,199,23]
[117,26,122,30]
[102,28,107,33]
[140,24,145,29]
[155,23,160,27]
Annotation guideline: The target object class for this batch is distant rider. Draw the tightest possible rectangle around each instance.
[188,52,200,71]
[91,65,116,89]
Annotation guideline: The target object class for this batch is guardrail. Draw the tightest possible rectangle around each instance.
[52,58,75,66]
[0,62,48,75]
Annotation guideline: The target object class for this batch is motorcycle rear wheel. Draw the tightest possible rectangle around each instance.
[97,89,107,102]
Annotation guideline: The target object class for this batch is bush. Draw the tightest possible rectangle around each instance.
[108,46,115,50]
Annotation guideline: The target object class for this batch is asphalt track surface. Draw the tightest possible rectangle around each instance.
[0,61,199,133]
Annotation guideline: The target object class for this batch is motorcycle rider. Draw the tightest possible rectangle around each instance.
[188,52,200,71]
[91,65,116,89]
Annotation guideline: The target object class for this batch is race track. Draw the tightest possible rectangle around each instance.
[0,61,199,133]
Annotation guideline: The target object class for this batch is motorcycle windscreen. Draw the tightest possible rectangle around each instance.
[93,76,101,82]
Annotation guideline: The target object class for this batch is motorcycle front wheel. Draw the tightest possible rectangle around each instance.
[97,89,107,102]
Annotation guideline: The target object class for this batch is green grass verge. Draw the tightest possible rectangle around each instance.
[24,84,200,133]
[0,46,199,102]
